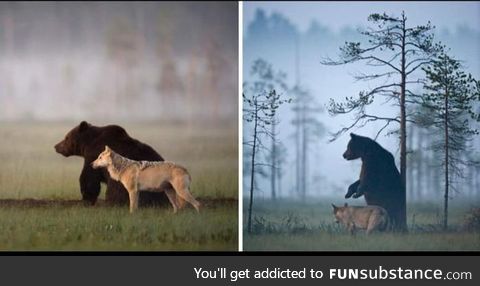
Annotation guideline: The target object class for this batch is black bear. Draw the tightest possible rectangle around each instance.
[343,133,406,231]
[54,121,168,206]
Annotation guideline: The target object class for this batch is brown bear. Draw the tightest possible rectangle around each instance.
[343,133,406,231]
[54,121,168,206]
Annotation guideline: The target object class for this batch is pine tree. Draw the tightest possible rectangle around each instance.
[420,50,479,230]
[243,59,290,233]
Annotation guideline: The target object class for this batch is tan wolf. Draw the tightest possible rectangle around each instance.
[92,146,200,214]
[332,203,389,234]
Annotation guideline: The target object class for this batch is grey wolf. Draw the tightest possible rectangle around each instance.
[92,146,200,213]
[332,203,389,234]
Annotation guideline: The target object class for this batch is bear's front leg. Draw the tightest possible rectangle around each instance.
[352,183,365,198]
[79,164,102,205]
[345,180,360,198]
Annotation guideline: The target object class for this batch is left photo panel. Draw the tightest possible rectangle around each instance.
[0,2,238,251]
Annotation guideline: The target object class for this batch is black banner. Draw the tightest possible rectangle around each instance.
[0,255,478,285]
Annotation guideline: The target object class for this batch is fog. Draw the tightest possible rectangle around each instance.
[243,2,480,201]
[0,2,238,122]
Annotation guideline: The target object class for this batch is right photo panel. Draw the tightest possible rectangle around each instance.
[242,1,480,251]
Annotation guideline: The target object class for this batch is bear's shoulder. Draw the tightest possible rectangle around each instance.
[96,124,129,138]
[362,138,393,160]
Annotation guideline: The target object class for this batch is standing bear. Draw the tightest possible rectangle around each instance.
[343,133,406,231]
[55,121,169,206]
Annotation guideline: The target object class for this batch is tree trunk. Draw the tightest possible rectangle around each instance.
[277,168,282,199]
[416,129,423,201]
[271,119,276,200]
[247,103,258,234]
[295,100,301,197]
[443,84,449,230]
[407,123,414,200]
[301,103,307,201]
[398,14,408,230]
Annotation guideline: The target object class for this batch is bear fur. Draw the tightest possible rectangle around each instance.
[55,121,168,206]
[343,133,406,231]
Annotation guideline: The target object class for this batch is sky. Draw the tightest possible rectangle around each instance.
[244,1,480,33]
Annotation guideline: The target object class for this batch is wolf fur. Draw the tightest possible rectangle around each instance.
[332,203,389,234]
[92,146,200,213]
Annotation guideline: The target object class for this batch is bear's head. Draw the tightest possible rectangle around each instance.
[54,121,92,157]
[342,133,365,160]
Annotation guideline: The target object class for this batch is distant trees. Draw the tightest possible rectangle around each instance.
[243,59,290,233]
[321,12,442,229]
[290,86,325,200]
[106,17,139,110]
[418,50,479,229]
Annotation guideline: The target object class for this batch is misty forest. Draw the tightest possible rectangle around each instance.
[243,5,480,250]
[0,2,237,122]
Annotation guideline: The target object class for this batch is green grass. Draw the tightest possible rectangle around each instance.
[244,199,480,251]
[0,205,236,251]
[0,121,238,250]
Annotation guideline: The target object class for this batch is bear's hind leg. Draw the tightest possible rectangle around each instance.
[106,178,129,205]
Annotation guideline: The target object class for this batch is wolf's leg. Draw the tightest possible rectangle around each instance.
[176,193,187,210]
[164,188,178,213]
[366,218,376,235]
[172,176,201,212]
[348,223,356,235]
[164,184,186,210]
[128,189,139,214]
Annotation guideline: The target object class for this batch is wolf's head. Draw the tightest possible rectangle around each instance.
[92,146,113,169]
[332,203,349,224]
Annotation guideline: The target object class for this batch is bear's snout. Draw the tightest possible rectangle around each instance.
[54,141,69,156]
[54,142,62,152]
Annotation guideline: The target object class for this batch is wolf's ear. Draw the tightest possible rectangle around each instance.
[79,121,90,132]
[344,202,348,207]
[105,145,110,151]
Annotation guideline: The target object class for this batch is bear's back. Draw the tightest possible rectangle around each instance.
[88,125,164,162]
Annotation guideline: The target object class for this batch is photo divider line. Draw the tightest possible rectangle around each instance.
[238,0,244,252]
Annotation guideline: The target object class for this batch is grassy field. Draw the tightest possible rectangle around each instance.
[0,121,238,250]
[244,199,480,251]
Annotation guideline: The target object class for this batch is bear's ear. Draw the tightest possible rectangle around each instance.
[350,133,358,139]
[79,121,90,132]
